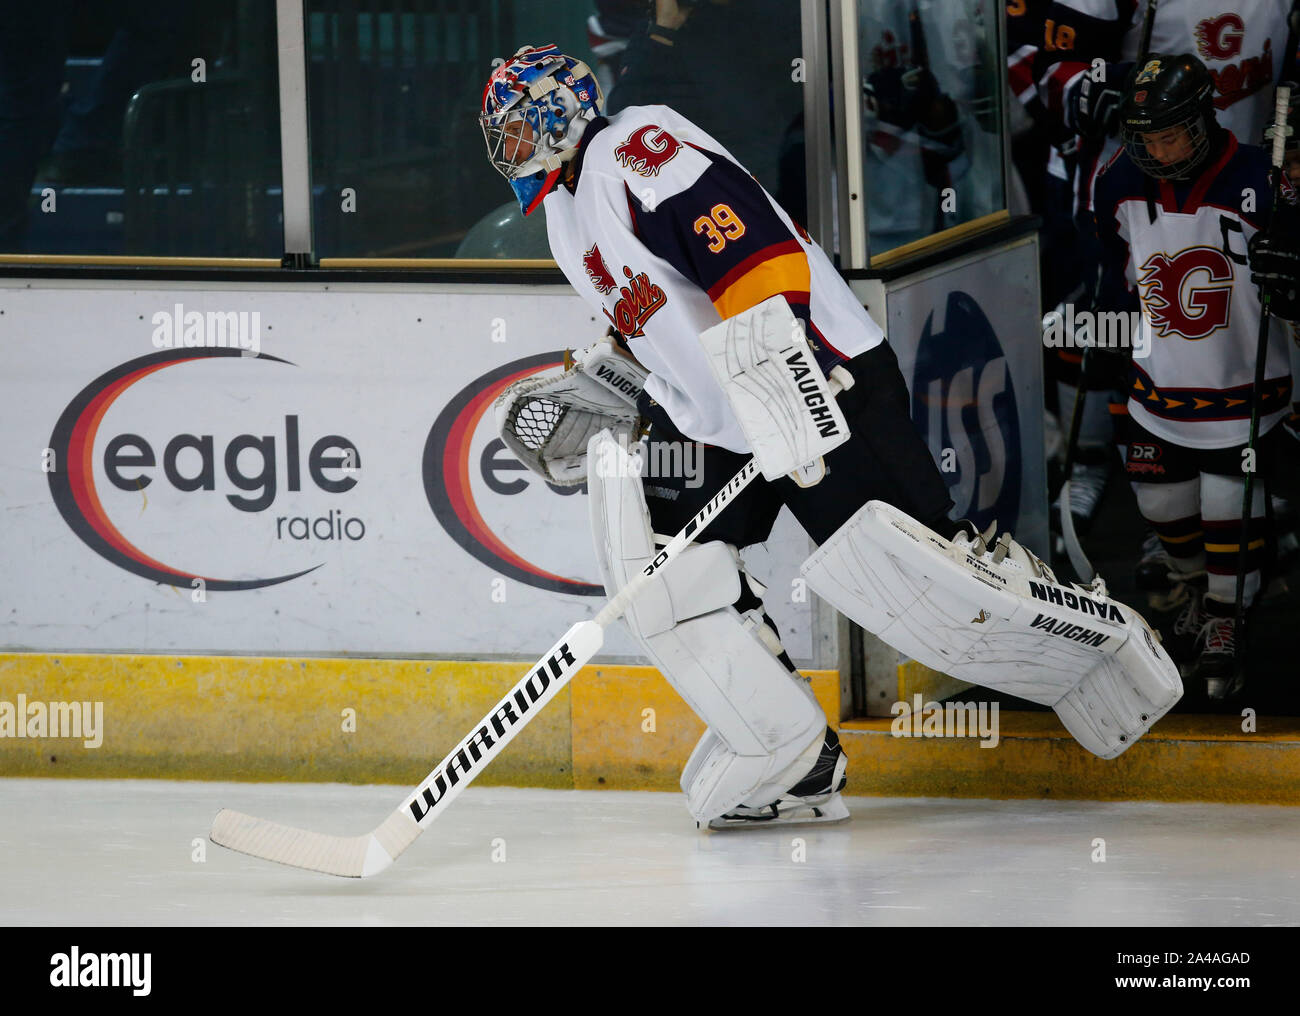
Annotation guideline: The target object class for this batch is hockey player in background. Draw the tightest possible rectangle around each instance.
[480,45,1182,827]
[1094,54,1300,699]
[1032,0,1299,556]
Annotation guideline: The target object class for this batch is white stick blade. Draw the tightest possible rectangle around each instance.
[210,809,391,878]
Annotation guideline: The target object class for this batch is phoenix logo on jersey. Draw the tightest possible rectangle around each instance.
[602,265,667,340]
[583,244,617,294]
[614,125,682,177]
[1139,246,1235,340]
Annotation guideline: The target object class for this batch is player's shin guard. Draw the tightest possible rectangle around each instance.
[1131,478,1206,582]
[588,432,831,821]
[1201,473,1267,610]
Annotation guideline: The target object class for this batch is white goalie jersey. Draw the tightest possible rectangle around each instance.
[541,104,884,453]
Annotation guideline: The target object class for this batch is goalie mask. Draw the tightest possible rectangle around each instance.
[480,44,604,216]
[1119,54,1218,181]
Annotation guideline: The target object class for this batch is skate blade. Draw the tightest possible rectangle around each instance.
[705,795,850,831]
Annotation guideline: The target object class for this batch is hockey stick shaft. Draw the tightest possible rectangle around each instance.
[1059,0,1160,580]
[1233,82,1294,639]
[1287,1,1300,84]
[1061,2,1159,580]
[1137,0,1158,63]
[1058,346,1097,581]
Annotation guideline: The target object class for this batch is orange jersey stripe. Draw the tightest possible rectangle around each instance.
[706,239,803,302]
[1205,539,1267,554]
[710,250,811,320]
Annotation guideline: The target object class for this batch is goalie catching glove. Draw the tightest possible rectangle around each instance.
[495,332,650,485]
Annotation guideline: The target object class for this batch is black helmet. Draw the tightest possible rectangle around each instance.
[1119,54,1217,179]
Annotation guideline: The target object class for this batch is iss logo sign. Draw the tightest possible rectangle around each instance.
[912,291,1021,532]
[47,349,364,590]
[422,354,603,597]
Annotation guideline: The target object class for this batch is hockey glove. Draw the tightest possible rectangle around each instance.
[1248,230,1300,320]
[1068,64,1130,140]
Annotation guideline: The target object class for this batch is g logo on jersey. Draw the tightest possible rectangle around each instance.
[1195,14,1245,61]
[1194,14,1273,108]
[614,125,682,177]
[1139,246,1234,340]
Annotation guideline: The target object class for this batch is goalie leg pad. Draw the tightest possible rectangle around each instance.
[587,430,743,638]
[1054,627,1182,759]
[800,500,1182,757]
[680,726,724,799]
[589,431,827,818]
[681,721,829,822]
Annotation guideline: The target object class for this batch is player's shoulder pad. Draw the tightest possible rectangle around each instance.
[584,105,713,202]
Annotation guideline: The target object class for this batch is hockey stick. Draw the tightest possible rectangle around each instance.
[209,455,763,877]
[1137,0,1158,65]
[1058,346,1098,582]
[1233,17,1299,655]
[209,337,847,878]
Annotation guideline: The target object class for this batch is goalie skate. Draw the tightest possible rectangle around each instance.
[801,501,1183,758]
[704,727,849,830]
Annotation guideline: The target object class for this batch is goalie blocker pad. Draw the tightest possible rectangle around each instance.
[698,295,850,482]
[801,502,1182,759]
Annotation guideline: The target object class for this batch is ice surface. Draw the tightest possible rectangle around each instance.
[0,779,1297,925]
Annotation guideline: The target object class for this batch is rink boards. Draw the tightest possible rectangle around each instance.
[0,651,838,792]
[2,650,1298,804]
